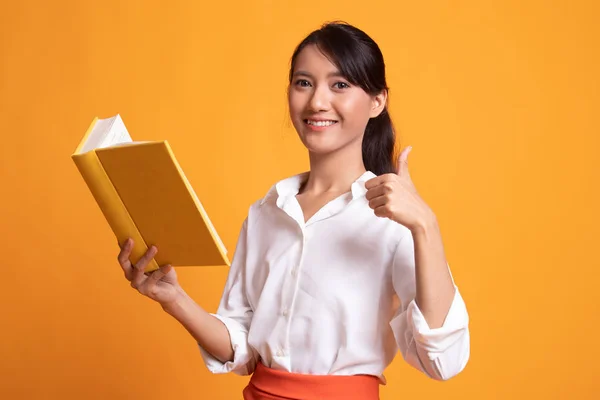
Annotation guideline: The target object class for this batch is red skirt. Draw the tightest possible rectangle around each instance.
[242,362,380,400]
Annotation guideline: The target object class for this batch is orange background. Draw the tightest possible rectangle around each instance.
[1,0,599,399]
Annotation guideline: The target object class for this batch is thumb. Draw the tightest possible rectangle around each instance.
[396,146,412,176]
[147,264,172,283]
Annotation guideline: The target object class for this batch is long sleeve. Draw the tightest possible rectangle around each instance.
[198,218,259,375]
[389,230,470,381]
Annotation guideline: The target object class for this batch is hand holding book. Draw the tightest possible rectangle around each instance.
[73,115,235,363]
[117,236,234,363]
[118,238,182,307]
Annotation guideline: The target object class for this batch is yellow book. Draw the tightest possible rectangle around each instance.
[71,114,230,272]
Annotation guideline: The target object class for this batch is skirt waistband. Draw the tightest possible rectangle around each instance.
[242,362,380,400]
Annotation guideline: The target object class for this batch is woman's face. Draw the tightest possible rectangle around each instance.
[288,44,385,156]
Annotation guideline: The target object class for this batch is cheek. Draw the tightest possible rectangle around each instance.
[288,91,305,119]
[336,96,372,126]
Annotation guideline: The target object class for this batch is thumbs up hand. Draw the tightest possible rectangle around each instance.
[365,146,435,232]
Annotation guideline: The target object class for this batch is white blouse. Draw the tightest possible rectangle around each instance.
[199,171,470,383]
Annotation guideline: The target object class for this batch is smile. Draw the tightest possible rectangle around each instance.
[304,119,338,127]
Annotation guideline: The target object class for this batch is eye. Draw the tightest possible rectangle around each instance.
[295,79,312,87]
[333,81,350,89]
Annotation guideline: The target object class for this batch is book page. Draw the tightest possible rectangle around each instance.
[101,114,132,147]
[79,114,132,153]
[80,117,114,153]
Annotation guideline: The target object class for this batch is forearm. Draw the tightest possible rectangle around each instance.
[411,214,456,329]
[161,288,234,363]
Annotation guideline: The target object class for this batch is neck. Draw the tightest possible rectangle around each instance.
[300,141,366,195]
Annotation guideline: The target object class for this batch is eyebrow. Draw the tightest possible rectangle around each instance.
[292,70,346,79]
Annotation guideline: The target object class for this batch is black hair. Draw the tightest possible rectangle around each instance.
[289,21,397,175]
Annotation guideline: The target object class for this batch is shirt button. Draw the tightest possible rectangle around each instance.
[291,268,298,277]
[283,309,289,317]
[277,349,285,357]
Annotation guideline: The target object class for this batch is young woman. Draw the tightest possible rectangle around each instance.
[118,22,470,400]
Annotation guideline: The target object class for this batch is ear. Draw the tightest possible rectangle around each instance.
[369,89,388,118]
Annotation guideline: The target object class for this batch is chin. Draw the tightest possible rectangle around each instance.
[300,135,355,157]
[297,132,335,153]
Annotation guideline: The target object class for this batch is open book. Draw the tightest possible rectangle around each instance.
[71,114,230,272]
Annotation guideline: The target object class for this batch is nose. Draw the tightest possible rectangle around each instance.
[308,84,331,112]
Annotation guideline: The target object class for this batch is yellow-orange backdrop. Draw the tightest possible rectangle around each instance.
[1,0,599,399]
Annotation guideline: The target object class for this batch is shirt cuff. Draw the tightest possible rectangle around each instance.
[198,313,255,375]
[406,286,469,361]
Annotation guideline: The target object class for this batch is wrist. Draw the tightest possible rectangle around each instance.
[160,286,190,316]
[410,210,439,237]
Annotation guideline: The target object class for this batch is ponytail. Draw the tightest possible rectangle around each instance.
[362,107,396,176]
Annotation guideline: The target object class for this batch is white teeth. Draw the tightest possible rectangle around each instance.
[307,120,336,127]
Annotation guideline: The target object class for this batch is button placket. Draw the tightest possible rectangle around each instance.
[291,228,305,278]
[281,228,306,358]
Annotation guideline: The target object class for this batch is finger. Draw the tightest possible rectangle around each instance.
[373,205,392,219]
[135,245,158,271]
[396,146,412,176]
[138,265,171,296]
[365,181,394,201]
[130,246,158,289]
[364,173,394,190]
[117,238,134,280]
[368,195,389,210]
[148,264,171,284]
